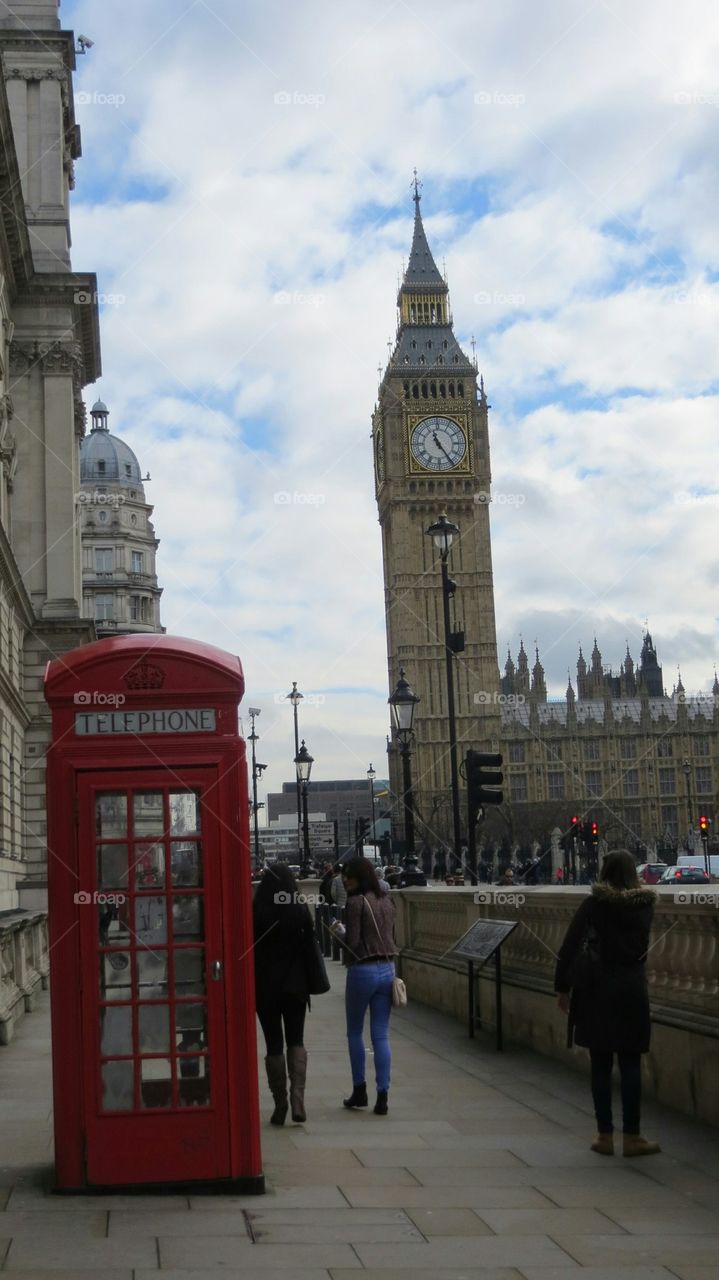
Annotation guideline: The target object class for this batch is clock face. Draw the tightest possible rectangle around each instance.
[410,416,467,472]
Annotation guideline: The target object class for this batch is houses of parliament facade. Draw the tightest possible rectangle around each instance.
[374,184,716,858]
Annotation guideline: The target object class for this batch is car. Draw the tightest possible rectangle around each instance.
[636,862,668,884]
[659,865,711,885]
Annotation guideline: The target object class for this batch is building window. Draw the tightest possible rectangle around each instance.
[658,768,675,796]
[693,738,710,757]
[510,774,528,803]
[657,739,674,758]
[130,596,151,623]
[130,514,138,526]
[620,738,637,759]
[125,464,132,477]
[95,547,113,572]
[98,510,108,523]
[97,460,106,475]
[95,594,114,621]
[509,743,525,764]
[546,742,563,762]
[585,770,602,796]
[583,740,600,761]
[695,766,713,794]
[660,805,678,836]
[548,771,564,800]
[132,551,144,573]
[623,769,639,797]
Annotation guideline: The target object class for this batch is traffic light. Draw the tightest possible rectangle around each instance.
[356,816,370,844]
[591,820,599,842]
[466,749,503,823]
[699,815,708,834]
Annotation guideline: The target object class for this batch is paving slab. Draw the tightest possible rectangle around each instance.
[549,1234,719,1267]
[405,1206,494,1235]
[353,1235,579,1268]
[189,1187,347,1209]
[4,1234,159,1269]
[519,1267,675,1280]
[341,1185,556,1209]
[137,1272,331,1280]
[601,1206,719,1234]
[158,1237,361,1268]
[329,1271,522,1280]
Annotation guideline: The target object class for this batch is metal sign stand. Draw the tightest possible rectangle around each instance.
[451,919,517,1052]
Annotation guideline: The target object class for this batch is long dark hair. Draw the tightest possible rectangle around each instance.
[598,850,641,891]
[342,856,382,897]
[253,862,298,918]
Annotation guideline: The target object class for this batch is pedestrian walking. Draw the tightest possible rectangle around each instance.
[555,849,660,1157]
[253,863,316,1126]
[337,856,398,1116]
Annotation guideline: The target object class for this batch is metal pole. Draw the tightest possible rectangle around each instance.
[401,743,415,854]
[302,783,310,872]
[441,557,462,870]
[468,960,475,1039]
[369,778,377,848]
[495,948,503,1051]
[293,697,301,855]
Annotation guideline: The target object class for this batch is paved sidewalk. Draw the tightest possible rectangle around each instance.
[1,964,719,1277]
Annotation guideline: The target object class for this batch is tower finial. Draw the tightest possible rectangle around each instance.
[412,167,422,204]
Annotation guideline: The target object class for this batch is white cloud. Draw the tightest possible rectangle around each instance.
[62,0,719,806]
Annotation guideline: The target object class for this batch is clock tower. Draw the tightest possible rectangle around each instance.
[373,181,501,854]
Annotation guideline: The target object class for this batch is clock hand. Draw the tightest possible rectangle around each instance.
[432,430,454,462]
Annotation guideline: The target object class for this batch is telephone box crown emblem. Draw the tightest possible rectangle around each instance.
[123,661,166,690]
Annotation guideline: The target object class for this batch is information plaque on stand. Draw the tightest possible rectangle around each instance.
[448,919,518,1049]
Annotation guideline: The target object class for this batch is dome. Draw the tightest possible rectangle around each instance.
[80,400,143,487]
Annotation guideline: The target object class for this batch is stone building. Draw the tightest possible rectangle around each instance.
[498,633,717,852]
[373,182,501,846]
[79,399,164,637]
[0,1,100,908]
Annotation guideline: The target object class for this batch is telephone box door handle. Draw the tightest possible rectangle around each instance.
[211,960,222,981]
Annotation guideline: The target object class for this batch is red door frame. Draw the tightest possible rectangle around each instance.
[78,766,231,1186]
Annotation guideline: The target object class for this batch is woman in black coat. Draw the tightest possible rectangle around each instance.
[253,864,314,1125]
[555,849,660,1158]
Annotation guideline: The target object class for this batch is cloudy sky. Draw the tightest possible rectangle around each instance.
[63,0,719,807]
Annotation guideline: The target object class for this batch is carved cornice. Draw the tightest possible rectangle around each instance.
[3,66,66,81]
[9,338,84,382]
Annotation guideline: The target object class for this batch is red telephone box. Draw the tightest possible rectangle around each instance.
[44,634,264,1193]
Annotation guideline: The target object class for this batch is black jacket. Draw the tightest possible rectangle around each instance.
[253,900,314,1007]
[555,883,655,1054]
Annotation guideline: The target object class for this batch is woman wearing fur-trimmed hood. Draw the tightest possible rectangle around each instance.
[555,850,660,1158]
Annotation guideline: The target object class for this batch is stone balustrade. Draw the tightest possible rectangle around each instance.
[0,910,49,1044]
[393,887,719,1125]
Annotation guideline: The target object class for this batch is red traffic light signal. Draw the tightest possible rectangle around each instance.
[699,815,708,832]
[591,821,599,838]
[571,815,579,826]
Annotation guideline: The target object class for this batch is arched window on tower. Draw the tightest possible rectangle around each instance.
[458,381,464,397]
[448,381,455,397]
[412,383,419,399]
[403,381,410,399]
[430,381,437,398]
[430,303,436,322]
[419,354,425,364]
[439,382,446,397]
[421,381,428,398]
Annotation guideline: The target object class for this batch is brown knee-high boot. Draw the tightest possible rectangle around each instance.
[287,1046,308,1123]
[264,1054,288,1126]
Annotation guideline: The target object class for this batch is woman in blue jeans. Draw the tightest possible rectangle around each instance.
[336,856,398,1115]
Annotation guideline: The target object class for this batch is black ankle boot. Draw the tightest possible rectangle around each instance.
[374,1089,388,1115]
[343,1083,368,1109]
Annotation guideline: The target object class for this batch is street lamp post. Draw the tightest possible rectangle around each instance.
[426,514,462,871]
[389,668,420,856]
[295,740,314,875]
[682,758,693,853]
[367,763,377,852]
[345,807,352,853]
[286,681,303,858]
[247,708,266,870]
